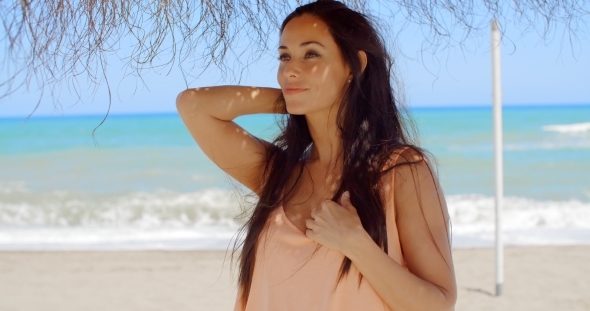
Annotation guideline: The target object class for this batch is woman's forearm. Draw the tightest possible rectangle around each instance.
[345,233,456,311]
[176,86,283,121]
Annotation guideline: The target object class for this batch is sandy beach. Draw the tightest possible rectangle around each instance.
[1,245,589,310]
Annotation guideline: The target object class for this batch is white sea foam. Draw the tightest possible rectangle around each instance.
[0,188,246,228]
[447,195,590,247]
[0,187,250,250]
[503,140,590,151]
[1,191,590,249]
[449,139,590,152]
[543,122,590,134]
[447,194,590,233]
[0,181,28,194]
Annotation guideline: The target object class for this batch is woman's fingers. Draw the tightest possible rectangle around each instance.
[310,206,319,219]
[305,219,316,230]
[303,196,365,253]
[340,191,353,210]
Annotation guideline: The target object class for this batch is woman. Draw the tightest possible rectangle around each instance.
[176,1,456,310]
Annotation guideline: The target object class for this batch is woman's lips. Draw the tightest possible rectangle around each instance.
[284,88,307,95]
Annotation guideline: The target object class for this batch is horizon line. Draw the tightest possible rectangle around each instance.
[1,102,589,119]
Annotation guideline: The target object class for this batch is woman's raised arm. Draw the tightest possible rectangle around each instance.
[176,86,283,196]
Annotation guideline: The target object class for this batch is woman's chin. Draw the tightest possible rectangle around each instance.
[285,102,309,115]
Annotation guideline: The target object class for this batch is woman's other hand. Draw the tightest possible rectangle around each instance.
[305,191,371,255]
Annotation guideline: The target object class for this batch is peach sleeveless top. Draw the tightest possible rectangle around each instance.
[234,153,408,311]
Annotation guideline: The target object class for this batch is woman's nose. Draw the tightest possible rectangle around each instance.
[282,60,301,79]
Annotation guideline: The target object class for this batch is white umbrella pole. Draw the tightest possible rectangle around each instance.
[491,19,504,297]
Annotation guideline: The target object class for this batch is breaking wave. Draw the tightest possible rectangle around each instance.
[1,188,589,249]
[543,122,590,134]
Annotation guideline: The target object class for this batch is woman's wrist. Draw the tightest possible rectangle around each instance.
[341,227,375,262]
[177,86,284,120]
[234,86,283,116]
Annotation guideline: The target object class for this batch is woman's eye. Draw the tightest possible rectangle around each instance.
[277,52,320,61]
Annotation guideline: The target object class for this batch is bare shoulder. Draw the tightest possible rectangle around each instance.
[381,146,434,186]
[388,145,428,167]
[380,146,434,185]
[378,146,433,208]
[380,145,449,246]
[387,146,456,303]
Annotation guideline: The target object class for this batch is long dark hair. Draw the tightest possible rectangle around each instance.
[231,0,450,306]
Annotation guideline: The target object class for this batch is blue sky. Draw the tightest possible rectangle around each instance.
[1,9,588,117]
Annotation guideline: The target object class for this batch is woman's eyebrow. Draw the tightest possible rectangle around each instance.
[278,41,325,50]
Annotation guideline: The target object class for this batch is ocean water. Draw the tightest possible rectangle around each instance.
[1,105,589,250]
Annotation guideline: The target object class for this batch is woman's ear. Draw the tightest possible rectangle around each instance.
[358,50,367,74]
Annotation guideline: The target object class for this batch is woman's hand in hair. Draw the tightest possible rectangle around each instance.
[305,191,371,255]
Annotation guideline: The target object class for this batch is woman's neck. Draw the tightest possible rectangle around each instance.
[304,109,341,170]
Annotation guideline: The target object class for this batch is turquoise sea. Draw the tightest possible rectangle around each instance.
[1,105,589,249]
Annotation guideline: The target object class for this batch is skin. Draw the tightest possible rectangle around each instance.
[276,13,361,231]
[177,13,456,311]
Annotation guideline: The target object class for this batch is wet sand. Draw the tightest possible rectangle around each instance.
[0,245,589,310]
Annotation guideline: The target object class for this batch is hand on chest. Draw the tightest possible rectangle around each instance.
[282,165,339,234]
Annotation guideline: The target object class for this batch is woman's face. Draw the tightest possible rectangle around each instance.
[277,14,351,115]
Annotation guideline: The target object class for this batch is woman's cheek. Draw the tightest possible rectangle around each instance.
[276,66,285,86]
